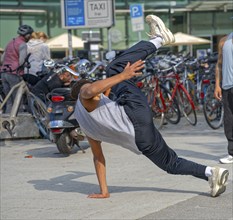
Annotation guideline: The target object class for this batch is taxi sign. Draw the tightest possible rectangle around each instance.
[61,0,115,29]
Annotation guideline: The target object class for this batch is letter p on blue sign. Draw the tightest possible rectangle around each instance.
[130,4,144,32]
[130,4,143,18]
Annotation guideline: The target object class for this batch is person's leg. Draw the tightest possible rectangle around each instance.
[138,124,208,180]
[106,40,157,77]
[110,14,228,196]
[105,18,207,180]
[1,72,21,113]
[5,73,21,101]
[4,73,22,113]
[222,88,233,156]
[1,72,11,113]
[118,83,208,180]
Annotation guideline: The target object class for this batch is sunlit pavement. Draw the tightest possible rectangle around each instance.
[0,113,232,220]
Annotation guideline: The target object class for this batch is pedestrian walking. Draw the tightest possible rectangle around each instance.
[71,15,229,199]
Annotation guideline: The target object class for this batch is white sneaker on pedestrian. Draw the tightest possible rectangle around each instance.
[219,155,233,164]
[145,14,175,46]
[208,167,229,197]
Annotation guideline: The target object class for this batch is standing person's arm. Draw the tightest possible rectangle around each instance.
[87,136,110,198]
[214,36,227,101]
[18,43,28,66]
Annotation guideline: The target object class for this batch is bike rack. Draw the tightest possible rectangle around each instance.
[0,113,41,139]
[1,120,15,137]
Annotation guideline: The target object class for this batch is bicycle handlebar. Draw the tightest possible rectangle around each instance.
[160,54,191,74]
[56,65,80,76]
[55,61,105,79]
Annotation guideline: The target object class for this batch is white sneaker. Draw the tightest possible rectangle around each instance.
[145,14,175,46]
[208,167,229,197]
[219,155,233,164]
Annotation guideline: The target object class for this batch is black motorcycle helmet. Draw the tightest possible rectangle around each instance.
[17,24,34,36]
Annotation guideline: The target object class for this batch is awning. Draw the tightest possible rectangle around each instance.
[46,33,84,50]
[171,32,211,46]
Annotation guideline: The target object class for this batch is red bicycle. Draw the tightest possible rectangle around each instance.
[162,59,197,125]
[137,60,181,129]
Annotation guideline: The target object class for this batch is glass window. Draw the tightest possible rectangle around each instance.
[191,12,214,35]
[215,12,233,35]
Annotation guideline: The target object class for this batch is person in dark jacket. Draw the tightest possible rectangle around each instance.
[32,70,72,102]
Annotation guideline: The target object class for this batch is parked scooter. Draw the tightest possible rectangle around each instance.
[46,58,106,156]
[47,86,86,155]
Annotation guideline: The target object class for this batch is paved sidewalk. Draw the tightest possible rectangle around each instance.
[0,114,232,220]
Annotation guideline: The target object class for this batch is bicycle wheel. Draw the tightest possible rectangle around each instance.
[203,84,224,129]
[160,84,180,124]
[29,95,50,139]
[143,86,164,130]
[177,86,197,125]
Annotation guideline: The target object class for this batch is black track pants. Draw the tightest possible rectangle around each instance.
[222,88,233,155]
[106,41,207,180]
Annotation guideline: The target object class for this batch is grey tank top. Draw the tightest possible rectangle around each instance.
[222,32,233,90]
[74,93,141,154]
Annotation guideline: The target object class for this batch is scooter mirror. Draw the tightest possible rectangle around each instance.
[44,59,55,68]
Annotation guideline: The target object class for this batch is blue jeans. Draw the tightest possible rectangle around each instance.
[106,41,207,180]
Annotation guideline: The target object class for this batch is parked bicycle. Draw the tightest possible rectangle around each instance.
[183,54,217,110]
[136,55,181,129]
[203,82,224,130]
[160,56,197,126]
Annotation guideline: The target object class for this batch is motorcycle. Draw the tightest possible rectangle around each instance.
[46,58,106,155]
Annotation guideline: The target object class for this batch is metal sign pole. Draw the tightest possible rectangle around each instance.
[138,31,142,41]
[107,27,112,52]
[68,29,73,59]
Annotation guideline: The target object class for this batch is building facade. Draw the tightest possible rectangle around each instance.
[0,0,232,58]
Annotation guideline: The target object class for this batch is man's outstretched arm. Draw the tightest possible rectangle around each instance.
[80,60,144,100]
[87,136,110,199]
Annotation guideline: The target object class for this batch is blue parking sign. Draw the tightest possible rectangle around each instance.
[130,4,143,18]
[130,4,144,32]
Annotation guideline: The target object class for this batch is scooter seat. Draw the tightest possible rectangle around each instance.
[49,88,74,101]
[51,87,71,94]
